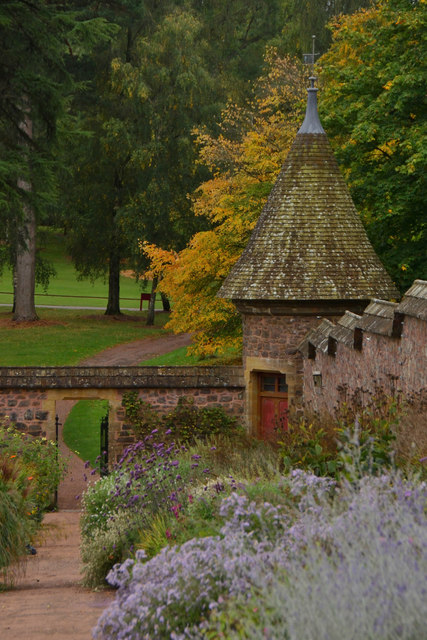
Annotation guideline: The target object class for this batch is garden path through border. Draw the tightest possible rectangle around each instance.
[0,333,192,638]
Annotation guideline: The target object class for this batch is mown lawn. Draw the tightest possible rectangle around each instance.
[140,345,242,366]
[0,227,161,310]
[63,399,109,467]
[0,308,170,366]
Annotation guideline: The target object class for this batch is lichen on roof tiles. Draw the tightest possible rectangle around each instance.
[219,85,399,304]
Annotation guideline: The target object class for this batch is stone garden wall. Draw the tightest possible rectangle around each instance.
[0,366,245,463]
[299,280,427,415]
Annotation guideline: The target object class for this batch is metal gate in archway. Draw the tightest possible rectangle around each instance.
[100,412,109,476]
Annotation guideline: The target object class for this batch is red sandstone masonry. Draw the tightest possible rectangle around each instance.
[243,315,318,362]
[114,387,245,455]
[0,366,245,464]
[0,390,46,436]
[303,314,427,415]
[243,313,338,401]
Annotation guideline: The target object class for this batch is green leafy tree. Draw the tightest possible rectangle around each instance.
[64,6,215,316]
[191,0,284,99]
[320,0,427,289]
[0,1,115,320]
[278,0,374,57]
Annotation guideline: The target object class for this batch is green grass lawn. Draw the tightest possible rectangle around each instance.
[0,227,162,310]
[0,308,170,366]
[63,399,109,467]
[140,345,242,367]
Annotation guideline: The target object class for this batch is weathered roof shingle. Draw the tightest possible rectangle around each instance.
[219,86,399,303]
[396,280,427,321]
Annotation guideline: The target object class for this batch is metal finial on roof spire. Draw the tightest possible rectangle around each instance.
[303,35,320,73]
[298,36,325,135]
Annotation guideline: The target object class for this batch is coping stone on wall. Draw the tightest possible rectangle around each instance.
[298,318,335,357]
[0,366,245,390]
[297,280,427,360]
[329,311,362,347]
[396,280,427,321]
[355,299,398,337]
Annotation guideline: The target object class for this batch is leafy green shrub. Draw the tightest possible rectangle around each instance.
[279,397,399,479]
[164,397,242,442]
[279,418,340,477]
[122,392,242,445]
[121,393,162,441]
[0,425,67,518]
[0,424,67,586]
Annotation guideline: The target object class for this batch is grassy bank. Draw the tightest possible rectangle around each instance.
[139,345,242,367]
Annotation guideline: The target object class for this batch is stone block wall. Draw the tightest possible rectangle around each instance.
[240,306,354,433]
[399,316,427,395]
[300,280,427,415]
[113,385,244,457]
[0,390,49,437]
[0,366,245,464]
[243,314,317,363]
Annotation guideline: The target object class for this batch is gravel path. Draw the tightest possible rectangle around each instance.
[79,332,192,366]
[0,512,115,640]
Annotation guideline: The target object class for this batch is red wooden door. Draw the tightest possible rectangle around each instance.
[258,374,288,440]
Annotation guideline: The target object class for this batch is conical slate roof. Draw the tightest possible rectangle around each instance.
[219,80,398,302]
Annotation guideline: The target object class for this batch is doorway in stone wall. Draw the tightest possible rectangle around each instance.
[257,372,288,440]
[62,399,109,471]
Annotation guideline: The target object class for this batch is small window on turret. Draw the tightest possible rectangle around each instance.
[313,372,322,388]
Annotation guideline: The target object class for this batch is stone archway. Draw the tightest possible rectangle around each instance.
[50,391,122,510]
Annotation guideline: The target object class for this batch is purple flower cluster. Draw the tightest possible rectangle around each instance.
[80,434,215,586]
[82,436,203,538]
[93,470,427,640]
[93,500,288,639]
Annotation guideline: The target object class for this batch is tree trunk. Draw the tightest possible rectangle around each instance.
[146,276,158,326]
[12,267,17,314]
[160,291,171,312]
[105,242,121,316]
[13,195,38,322]
[13,101,38,322]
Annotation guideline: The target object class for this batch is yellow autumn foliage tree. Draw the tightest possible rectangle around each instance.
[144,51,306,357]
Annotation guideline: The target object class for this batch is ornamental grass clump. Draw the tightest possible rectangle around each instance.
[0,453,35,584]
[93,469,427,640]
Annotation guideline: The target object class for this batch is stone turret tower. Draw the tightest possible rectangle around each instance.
[218,77,399,438]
